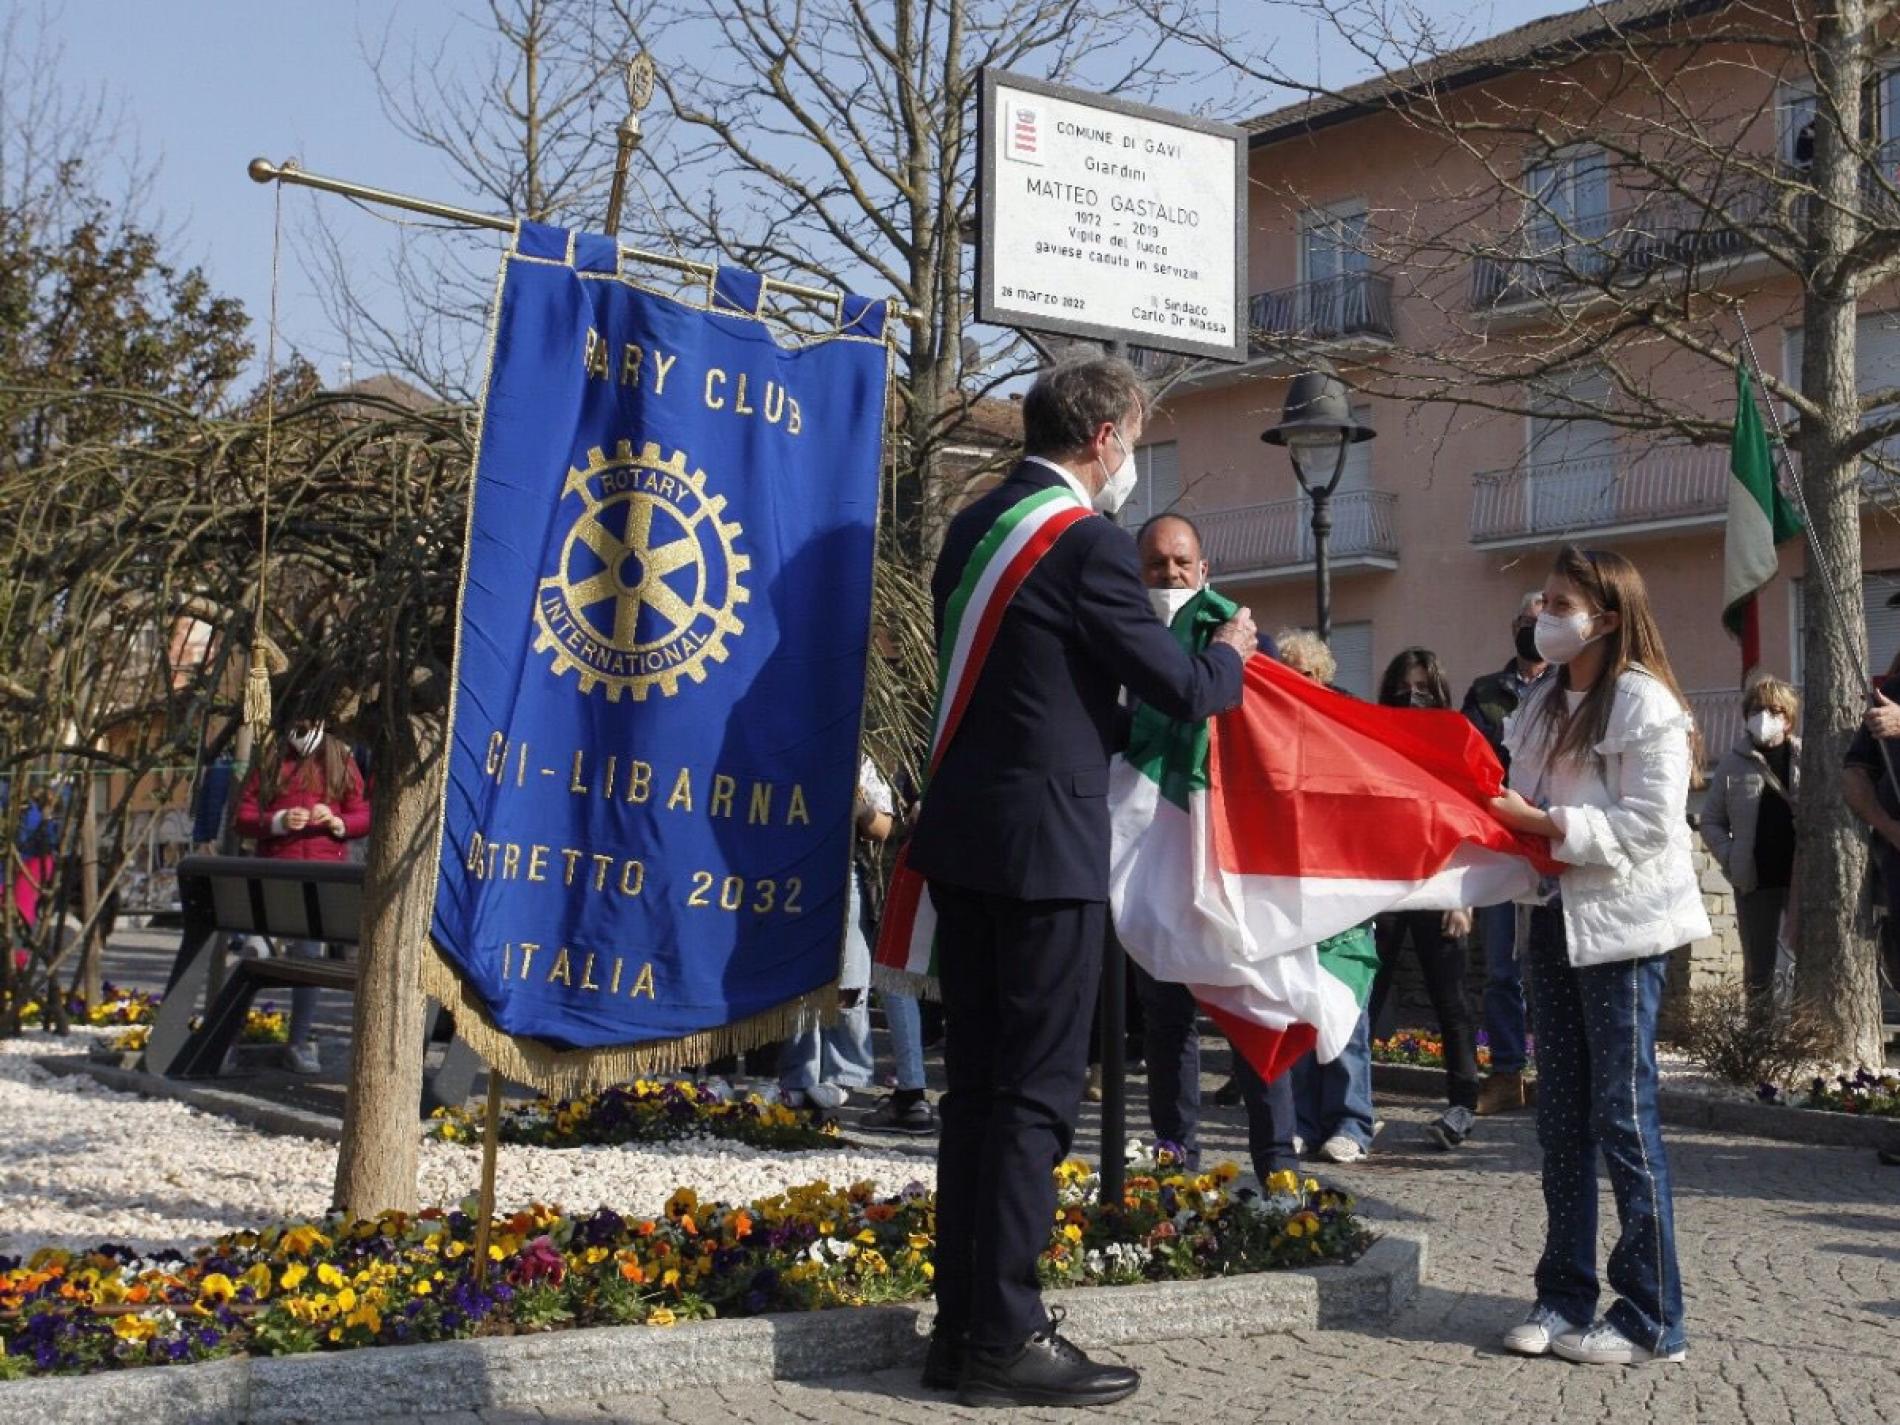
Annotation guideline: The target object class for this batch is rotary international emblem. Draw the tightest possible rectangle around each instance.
[532,440,750,700]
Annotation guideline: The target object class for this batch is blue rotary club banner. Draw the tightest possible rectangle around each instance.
[427,221,890,1088]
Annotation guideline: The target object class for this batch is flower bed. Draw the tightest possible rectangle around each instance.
[0,1157,1368,1378]
[425,1079,838,1153]
[15,983,158,1031]
[106,1005,287,1057]
[1755,1068,1900,1118]
[1370,1029,1496,1071]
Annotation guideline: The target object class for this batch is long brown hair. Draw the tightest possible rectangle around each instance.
[259,731,357,807]
[1527,546,1690,768]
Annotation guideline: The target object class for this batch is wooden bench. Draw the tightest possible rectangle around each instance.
[148,854,482,1114]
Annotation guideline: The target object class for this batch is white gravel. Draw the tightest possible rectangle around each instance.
[0,1031,933,1257]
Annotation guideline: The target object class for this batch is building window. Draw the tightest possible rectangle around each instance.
[1525,145,1610,255]
[1785,311,1900,461]
[1524,366,1616,530]
[1127,441,1181,525]
[1792,569,1900,683]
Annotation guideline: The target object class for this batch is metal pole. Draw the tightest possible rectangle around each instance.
[470,1073,504,1289]
[1311,483,1333,644]
[1099,934,1128,1206]
[602,54,654,239]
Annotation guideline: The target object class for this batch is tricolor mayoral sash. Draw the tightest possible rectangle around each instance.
[872,484,1095,994]
[427,222,891,1092]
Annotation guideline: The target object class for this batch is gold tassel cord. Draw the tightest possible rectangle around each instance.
[247,172,285,740]
[419,942,838,1099]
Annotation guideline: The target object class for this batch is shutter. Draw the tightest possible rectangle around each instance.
[1147,441,1181,512]
[1329,621,1374,701]
[1792,569,1900,681]
[1340,405,1374,493]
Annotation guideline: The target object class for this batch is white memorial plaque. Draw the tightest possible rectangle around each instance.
[978,71,1246,363]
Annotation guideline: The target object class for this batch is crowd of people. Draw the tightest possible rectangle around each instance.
[14,355,1898,1405]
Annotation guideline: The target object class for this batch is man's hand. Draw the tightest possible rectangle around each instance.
[1867,688,1900,739]
[1211,607,1257,659]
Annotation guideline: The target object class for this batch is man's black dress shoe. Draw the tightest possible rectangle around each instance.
[956,1309,1139,1408]
[921,1329,964,1390]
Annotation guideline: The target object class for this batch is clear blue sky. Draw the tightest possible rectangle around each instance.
[57,0,1570,387]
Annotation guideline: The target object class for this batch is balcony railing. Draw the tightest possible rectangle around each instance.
[1470,185,1781,308]
[1130,272,1395,379]
[1469,445,1728,544]
[1252,272,1396,342]
[1199,489,1399,576]
[1685,688,1743,767]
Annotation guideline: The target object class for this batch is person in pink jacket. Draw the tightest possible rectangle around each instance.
[232,710,371,1073]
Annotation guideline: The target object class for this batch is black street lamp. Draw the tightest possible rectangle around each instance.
[1262,363,1376,643]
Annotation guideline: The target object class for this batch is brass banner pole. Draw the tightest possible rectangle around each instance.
[470,1073,504,1289]
[603,54,654,238]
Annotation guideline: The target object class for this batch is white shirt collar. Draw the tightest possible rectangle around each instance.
[1023,455,1094,510]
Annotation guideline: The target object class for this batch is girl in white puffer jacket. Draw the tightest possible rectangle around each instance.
[1488,546,1705,1369]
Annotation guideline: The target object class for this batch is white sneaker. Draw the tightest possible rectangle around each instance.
[283,1042,322,1076]
[1501,1303,1585,1357]
[1550,1319,1686,1365]
[1291,1136,1306,1157]
[803,1082,850,1110]
[1317,1134,1366,1164]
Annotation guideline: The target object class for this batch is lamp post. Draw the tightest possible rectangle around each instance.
[1261,363,1376,643]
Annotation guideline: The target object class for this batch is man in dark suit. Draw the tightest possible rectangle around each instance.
[1129,512,1300,1185]
[907,358,1254,1408]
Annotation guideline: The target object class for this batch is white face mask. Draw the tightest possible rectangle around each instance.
[1148,586,1199,625]
[1746,711,1787,746]
[1092,428,1138,514]
[1533,610,1598,665]
[288,724,324,759]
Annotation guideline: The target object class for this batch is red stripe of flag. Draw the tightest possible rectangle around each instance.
[1209,656,1563,881]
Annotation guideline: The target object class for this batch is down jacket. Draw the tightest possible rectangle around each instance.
[1698,732,1801,896]
[1504,666,1712,966]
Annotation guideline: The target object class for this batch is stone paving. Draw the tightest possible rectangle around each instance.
[346,1094,1900,1425]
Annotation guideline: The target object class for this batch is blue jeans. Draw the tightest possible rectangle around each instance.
[1481,902,1528,1074]
[881,989,927,1091]
[285,939,323,1047]
[781,869,877,1091]
[1290,1008,1374,1150]
[1527,907,1685,1354]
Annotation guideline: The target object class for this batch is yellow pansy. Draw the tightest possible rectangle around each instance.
[316,1263,346,1290]
[112,1314,158,1344]
[648,1307,677,1327]
[280,1263,309,1292]
[197,1273,236,1304]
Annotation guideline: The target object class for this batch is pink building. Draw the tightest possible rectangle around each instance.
[1130,0,1900,750]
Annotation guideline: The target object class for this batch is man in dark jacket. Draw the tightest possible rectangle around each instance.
[1460,591,1548,1115]
[907,358,1252,1408]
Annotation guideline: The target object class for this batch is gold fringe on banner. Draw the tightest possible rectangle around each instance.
[419,942,840,1099]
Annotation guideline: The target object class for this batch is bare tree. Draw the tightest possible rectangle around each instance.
[620,0,1213,553]
[300,0,651,400]
[1151,0,1895,1063]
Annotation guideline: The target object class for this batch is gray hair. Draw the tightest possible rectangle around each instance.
[1517,590,1545,618]
[1274,629,1337,685]
[1021,357,1149,457]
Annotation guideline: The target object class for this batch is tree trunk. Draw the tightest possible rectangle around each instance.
[1792,0,1885,1068]
[76,781,102,1007]
[332,715,444,1216]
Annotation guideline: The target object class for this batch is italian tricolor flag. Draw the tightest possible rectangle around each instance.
[1109,589,1559,1077]
[1722,362,1803,675]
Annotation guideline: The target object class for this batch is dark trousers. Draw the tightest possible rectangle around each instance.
[930,882,1103,1350]
[1736,886,1788,1018]
[1133,965,1297,1178]
[1369,910,1480,1111]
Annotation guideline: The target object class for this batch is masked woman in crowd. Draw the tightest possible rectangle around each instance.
[1368,648,1482,1151]
[1699,677,1800,1023]
[1488,546,1705,1367]
[232,705,372,1074]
